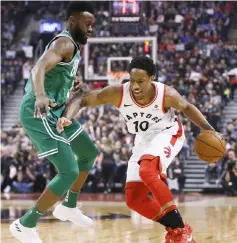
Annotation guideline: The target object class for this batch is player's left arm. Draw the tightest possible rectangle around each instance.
[164,86,215,131]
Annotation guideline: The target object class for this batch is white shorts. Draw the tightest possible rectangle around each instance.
[126,121,185,182]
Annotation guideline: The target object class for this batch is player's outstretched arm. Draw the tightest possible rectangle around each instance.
[56,85,122,133]
[63,85,122,120]
[164,86,215,131]
[32,38,75,118]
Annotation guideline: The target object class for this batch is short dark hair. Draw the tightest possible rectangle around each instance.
[128,56,156,77]
[66,2,94,19]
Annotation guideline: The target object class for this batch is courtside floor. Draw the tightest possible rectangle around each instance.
[1,193,237,243]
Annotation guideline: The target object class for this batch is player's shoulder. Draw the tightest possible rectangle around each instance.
[108,84,123,95]
[162,84,177,98]
[49,37,75,54]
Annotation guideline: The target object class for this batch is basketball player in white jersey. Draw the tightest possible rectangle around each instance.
[57,56,215,243]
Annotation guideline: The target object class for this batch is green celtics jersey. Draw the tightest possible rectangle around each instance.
[25,30,81,106]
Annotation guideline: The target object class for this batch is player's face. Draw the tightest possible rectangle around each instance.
[71,12,94,45]
[129,68,153,101]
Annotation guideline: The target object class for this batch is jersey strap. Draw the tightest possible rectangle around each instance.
[155,82,167,114]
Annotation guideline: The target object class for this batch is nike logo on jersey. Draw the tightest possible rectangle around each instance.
[124,104,133,107]
[152,104,160,111]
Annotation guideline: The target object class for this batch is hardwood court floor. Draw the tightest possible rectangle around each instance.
[1,194,237,243]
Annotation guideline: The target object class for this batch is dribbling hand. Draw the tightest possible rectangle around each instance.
[34,94,57,119]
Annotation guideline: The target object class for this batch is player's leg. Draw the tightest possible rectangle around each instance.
[125,162,162,220]
[68,129,98,198]
[22,142,79,222]
[53,120,98,226]
[10,142,80,242]
[139,156,184,225]
[61,120,99,208]
[65,120,98,205]
[10,96,80,242]
[138,125,194,242]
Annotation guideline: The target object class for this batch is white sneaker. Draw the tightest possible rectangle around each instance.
[53,203,93,227]
[9,219,42,243]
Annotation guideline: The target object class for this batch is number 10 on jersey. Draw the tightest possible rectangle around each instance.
[133,121,149,132]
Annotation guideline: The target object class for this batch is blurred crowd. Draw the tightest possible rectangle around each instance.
[1,2,34,109]
[1,1,237,194]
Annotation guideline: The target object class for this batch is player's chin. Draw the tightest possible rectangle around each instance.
[133,93,143,100]
[83,39,88,44]
[80,37,88,45]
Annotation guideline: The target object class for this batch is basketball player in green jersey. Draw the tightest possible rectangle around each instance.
[10,2,99,242]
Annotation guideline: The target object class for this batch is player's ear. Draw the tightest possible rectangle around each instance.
[150,75,155,81]
[69,16,76,26]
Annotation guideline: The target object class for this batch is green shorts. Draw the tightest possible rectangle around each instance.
[19,94,84,159]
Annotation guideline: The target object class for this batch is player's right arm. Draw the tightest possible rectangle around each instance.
[56,85,122,133]
[64,85,122,119]
[32,38,75,118]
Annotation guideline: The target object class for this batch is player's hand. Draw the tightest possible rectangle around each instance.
[34,94,57,119]
[56,117,72,133]
[72,76,83,93]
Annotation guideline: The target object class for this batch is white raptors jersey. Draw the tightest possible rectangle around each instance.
[118,82,177,136]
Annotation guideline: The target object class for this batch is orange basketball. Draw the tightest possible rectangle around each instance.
[194,130,226,163]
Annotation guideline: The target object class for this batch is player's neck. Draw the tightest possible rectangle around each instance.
[134,84,156,105]
[66,27,79,46]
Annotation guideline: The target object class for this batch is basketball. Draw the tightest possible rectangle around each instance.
[194,130,226,163]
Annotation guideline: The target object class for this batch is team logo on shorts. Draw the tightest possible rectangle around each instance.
[164,146,171,158]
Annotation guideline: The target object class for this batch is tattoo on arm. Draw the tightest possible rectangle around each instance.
[165,86,215,131]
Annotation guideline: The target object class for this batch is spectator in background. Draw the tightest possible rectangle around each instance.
[23,60,32,90]
[12,166,34,193]
[230,73,237,100]
[1,147,18,192]
[168,157,186,194]
[100,137,115,194]
[221,161,237,196]
[33,159,48,192]
[223,149,237,169]
[205,163,219,185]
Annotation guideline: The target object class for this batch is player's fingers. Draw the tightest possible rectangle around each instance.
[56,118,64,133]
[62,118,72,127]
[40,106,47,118]
[49,99,57,107]
[74,84,80,89]
[34,106,42,119]
[56,124,63,133]
[34,108,38,119]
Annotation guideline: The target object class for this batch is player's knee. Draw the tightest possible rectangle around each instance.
[139,160,159,185]
[80,145,99,171]
[125,188,138,209]
[70,167,80,181]
[139,161,152,181]
[60,167,79,185]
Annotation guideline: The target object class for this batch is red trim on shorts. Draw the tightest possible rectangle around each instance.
[162,84,167,113]
[138,155,163,173]
[117,85,124,108]
[129,83,158,108]
[139,154,157,162]
[170,120,183,147]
